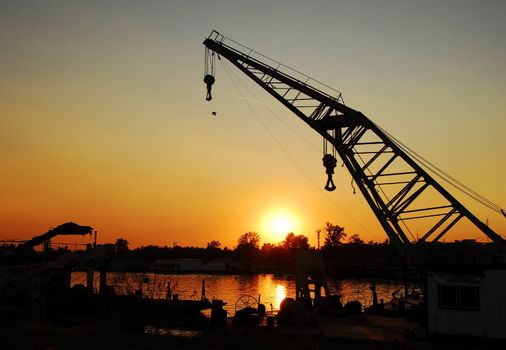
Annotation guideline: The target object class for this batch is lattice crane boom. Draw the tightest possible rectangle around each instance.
[203,31,504,251]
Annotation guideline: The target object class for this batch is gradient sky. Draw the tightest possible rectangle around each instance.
[1,0,505,248]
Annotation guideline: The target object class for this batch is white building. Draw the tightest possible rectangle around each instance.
[427,267,506,340]
[151,258,246,273]
[151,258,203,272]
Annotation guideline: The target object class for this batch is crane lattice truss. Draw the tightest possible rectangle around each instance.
[203,31,503,249]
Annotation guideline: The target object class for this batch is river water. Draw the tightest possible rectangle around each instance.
[71,272,413,314]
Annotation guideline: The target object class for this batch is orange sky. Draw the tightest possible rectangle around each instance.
[1,1,505,248]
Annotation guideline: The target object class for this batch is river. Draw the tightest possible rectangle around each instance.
[71,272,415,314]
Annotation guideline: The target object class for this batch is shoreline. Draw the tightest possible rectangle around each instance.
[3,318,505,350]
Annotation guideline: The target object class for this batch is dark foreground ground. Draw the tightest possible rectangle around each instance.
[2,322,505,350]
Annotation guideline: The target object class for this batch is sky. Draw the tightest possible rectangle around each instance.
[1,0,505,248]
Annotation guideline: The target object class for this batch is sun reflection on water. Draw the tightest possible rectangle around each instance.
[274,284,286,309]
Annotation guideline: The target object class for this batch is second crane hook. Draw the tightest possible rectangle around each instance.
[322,154,337,192]
[204,74,215,101]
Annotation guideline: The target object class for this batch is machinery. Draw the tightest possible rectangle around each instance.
[202,31,504,256]
[23,222,94,253]
[0,223,115,316]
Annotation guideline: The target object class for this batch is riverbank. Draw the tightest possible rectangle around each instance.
[2,321,504,350]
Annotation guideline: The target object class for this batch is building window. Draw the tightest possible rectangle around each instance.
[439,285,457,308]
[438,285,479,310]
[459,286,479,309]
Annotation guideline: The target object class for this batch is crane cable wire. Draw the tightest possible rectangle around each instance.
[219,59,380,241]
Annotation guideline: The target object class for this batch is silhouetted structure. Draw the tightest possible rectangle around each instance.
[203,30,504,260]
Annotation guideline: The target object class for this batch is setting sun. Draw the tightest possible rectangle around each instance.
[262,208,301,243]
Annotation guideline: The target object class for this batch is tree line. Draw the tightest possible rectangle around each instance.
[114,222,400,268]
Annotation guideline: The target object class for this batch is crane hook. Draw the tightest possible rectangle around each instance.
[204,74,215,101]
[325,176,336,192]
[322,154,337,191]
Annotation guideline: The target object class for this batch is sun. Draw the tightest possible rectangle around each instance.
[262,208,301,243]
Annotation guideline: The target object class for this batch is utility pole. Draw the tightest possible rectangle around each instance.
[316,229,321,251]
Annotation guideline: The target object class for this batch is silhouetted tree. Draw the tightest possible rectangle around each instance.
[236,232,261,262]
[205,240,221,259]
[282,232,310,250]
[348,233,364,245]
[323,223,346,248]
[261,243,276,252]
[115,238,130,251]
[237,231,261,249]
[207,240,221,249]
[259,243,291,266]
[131,245,172,261]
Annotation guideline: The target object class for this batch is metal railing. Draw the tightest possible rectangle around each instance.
[206,30,345,104]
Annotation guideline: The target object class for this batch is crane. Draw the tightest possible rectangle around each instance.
[202,31,504,255]
[23,222,93,253]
